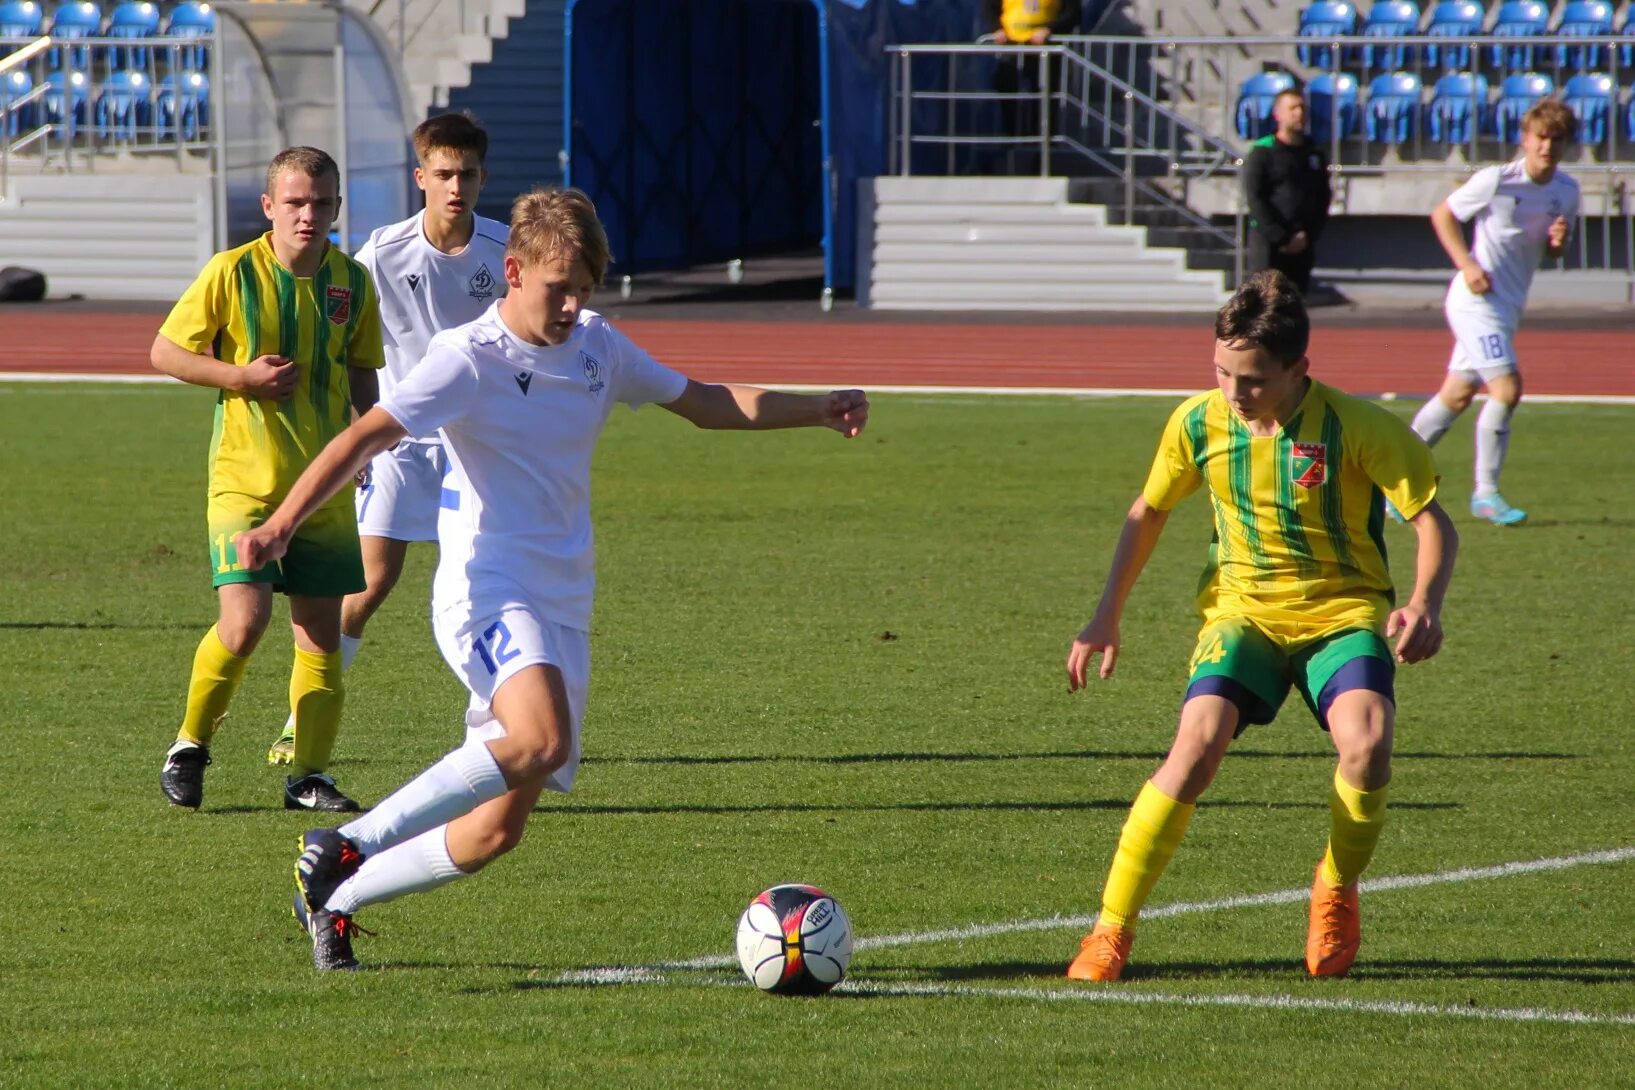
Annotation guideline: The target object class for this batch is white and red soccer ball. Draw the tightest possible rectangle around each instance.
[734,883,853,995]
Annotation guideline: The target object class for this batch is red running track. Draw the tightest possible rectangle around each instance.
[1,311,1631,396]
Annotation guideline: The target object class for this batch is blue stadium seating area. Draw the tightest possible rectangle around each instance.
[1,1,213,141]
[1251,0,1635,148]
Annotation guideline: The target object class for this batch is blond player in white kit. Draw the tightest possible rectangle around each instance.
[1407,99,1579,527]
[268,113,510,763]
[234,187,870,970]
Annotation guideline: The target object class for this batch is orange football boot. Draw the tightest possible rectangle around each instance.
[1305,862,1362,977]
[1066,921,1135,982]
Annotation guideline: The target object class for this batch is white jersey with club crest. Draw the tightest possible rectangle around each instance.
[376,305,689,631]
[355,210,510,438]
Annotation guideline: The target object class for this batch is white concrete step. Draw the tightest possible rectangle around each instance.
[874,222,1149,245]
[872,259,1196,283]
[870,282,1228,310]
[872,240,1153,263]
[873,176,1070,204]
[875,203,1108,226]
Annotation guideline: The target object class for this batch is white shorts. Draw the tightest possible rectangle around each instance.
[1445,297,1520,382]
[356,441,448,543]
[432,603,590,794]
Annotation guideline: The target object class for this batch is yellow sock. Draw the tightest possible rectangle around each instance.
[1098,781,1196,930]
[178,625,250,746]
[1321,767,1389,887]
[289,646,344,776]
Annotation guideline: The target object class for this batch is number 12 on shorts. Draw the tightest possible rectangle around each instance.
[473,620,520,675]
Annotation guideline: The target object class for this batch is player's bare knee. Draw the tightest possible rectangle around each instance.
[216,607,271,655]
[515,735,571,783]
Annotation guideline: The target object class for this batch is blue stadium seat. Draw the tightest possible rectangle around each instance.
[1427,71,1488,143]
[1424,1,1484,69]
[0,0,44,36]
[44,68,89,130]
[1562,71,1614,145]
[1489,1,1549,69]
[1360,1,1421,70]
[1554,1,1614,70]
[47,1,102,71]
[2,67,31,136]
[95,67,150,141]
[162,1,214,72]
[1492,71,1553,141]
[1235,70,1298,139]
[106,1,160,70]
[1307,72,1360,142]
[1365,70,1422,143]
[1297,1,1358,67]
[1627,92,1635,142]
[156,69,207,139]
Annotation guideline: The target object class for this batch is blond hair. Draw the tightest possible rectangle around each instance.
[507,187,611,284]
[1522,99,1576,141]
[265,146,339,197]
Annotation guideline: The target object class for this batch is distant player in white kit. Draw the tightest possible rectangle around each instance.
[234,187,870,970]
[268,113,509,763]
[1409,99,1579,526]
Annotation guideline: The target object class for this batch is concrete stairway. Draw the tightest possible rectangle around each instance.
[859,177,1230,312]
[352,0,527,118]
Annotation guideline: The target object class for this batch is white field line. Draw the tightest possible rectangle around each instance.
[832,980,1635,1027]
[573,846,1635,978]
[4,372,1635,405]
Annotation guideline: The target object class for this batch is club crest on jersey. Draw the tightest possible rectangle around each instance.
[579,350,604,394]
[468,265,496,300]
[325,286,351,326]
[1291,442,1327,489]
[405,273,422,292]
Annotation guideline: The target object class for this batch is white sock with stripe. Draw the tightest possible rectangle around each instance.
[338,741,508,857]
[324,825,465,915]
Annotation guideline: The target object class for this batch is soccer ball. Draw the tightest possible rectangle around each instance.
[734,883,853,995]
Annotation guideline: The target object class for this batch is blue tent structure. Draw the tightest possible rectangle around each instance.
[563,0,972,302]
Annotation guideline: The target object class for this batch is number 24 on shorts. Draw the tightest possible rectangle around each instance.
[474,620,520,675]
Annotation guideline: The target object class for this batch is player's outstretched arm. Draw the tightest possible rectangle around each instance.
[234,408,408,570]
[661,381,868,437]
[1386,498,1458,665]
[1067,495,1169,690]
[150,334,297,400]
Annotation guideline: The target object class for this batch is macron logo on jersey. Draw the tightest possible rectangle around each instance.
[405,273,422,292]
[515,371,533,396]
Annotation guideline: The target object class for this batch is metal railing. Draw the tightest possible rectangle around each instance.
[1,33,217,176]
[889,41,1248,281]
[887,34,1635,283]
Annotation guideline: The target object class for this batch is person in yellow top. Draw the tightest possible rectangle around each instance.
[982,0,1081,156]
[152,145,386,814]
[1063,270,1458,983]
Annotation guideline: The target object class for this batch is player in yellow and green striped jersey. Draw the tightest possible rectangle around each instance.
[1062,270,1459,983]
[152,146,385,814]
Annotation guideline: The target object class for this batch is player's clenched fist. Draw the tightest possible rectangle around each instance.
[823,389,870,438]
[238,354,298,400]
[233,523,290,572]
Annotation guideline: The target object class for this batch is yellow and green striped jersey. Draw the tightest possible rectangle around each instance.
[159,232,385,507]
[1142,379,1439,645]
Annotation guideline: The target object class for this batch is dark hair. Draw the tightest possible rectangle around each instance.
[413,112,489,165]
[1215,269,1309,366]
[1273,87,1305,105]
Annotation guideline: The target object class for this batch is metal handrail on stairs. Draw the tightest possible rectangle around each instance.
[889,41,1244,283]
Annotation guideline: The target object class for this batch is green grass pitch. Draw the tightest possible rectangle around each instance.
[1,382,1631,1088]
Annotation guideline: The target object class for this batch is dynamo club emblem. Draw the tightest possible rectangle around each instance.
[325,285,352,326]
[468,265,496,300]
[579,350,604,394]
[1291,441,1327,489]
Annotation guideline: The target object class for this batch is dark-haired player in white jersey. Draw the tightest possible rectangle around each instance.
[235,187,869,969]
[1407,99,1580,527]
[268,113,510,763]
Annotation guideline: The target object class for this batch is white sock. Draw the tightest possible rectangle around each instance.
[324,825,466,915]
[282,635,365,732]
[338,742,508,857]
[1474,398,1515,496]
[1410,396,1460,446]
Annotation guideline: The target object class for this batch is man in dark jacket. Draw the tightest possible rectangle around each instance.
[1243,89,1332,294]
